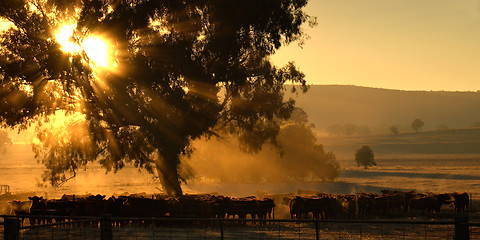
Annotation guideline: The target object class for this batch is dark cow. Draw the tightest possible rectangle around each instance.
[357,193,376,218]
[226,197,258,220]
[256,198,275,220]
[289,196,305,220]
[8,200,31,226]
[338,195,356,219]
[28,196,49,225]
[452,192,469,213]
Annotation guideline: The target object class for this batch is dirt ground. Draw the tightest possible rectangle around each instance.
[3,221,477,240]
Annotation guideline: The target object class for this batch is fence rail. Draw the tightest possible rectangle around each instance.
[1,215,479,240]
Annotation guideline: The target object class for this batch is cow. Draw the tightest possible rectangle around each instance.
[8,200,31,226]
[28,196,50,225]
[338,195,356,219]
[452,192,469,213]
[289,196,305,220]
[256,198,275,220]
[357,193,376,218]
[225,197,258,221]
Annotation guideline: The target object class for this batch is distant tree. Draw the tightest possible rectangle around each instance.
[355,125,371,136]
[326,124,371,137]
[390,126,399,135]
[411,119,424,133]
[326,124,345,137]
[438,124,449,131]
[472,122,480,128]
[0,130,12,154]
[355,145,376,169]
[345,124,356,136]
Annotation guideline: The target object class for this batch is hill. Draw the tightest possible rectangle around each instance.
[289,85,480,136]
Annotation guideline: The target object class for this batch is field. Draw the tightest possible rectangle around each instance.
[1,132,480,239]
[1,128,480,207]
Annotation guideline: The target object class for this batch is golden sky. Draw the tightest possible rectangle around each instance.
[271,0,480,91]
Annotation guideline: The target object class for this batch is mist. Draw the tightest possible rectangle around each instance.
[181,108,341,183]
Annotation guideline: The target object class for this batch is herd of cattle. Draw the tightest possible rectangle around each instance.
[7,190,470,225]
[8,194,275,225]
[287,191,470,220]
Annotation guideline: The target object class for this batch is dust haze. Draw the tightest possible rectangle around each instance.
[180,108,341,183]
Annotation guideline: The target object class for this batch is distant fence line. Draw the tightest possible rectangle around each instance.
[1,215,479,240]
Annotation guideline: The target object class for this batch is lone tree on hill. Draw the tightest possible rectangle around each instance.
[0,0,313,196]
[411,118,424,133]
[355,145,376,169]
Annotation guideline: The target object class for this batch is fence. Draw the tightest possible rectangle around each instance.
[1,215,479,240]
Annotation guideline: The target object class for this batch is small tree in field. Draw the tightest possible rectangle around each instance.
[355,145,376,169]
[411,118,424,133]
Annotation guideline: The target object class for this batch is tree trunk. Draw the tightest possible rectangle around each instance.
[155,153,183,197]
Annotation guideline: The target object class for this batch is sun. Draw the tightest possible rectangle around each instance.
[54,23,116,70]
[83,36,115,69]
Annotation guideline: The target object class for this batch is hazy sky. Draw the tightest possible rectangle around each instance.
[271,0,480,91]
[2,1,479,91]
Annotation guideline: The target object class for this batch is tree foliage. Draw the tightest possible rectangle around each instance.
[0,0,313,196]
[355,145,375,169]
[411,118,424,133]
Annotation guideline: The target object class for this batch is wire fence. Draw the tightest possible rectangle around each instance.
[1,215,479,240]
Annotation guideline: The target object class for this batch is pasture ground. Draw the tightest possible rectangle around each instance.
[3,220,478,240]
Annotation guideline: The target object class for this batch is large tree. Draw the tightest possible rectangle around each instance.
[0,0,312,196]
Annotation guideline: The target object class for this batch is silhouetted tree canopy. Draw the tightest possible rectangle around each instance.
[411,118,424,133]
[0,0,312,196]
[355,145,375,169]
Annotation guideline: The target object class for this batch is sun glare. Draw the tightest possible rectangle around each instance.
[55,24,81,54]
[54,23,116,70]
[83,36,114,68]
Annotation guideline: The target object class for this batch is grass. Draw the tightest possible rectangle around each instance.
[319,127,480,159]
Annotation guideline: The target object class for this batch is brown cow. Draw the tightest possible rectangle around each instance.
[289,196,305,220]
[8,200,31,226]
[452,192,469,213]
[357,193,376,218]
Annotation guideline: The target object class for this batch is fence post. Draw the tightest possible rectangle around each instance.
[454,215,469,240]
[315,221,319,240]
[220,219,224,240]
[4,217,20,240]
[101,214,113,240]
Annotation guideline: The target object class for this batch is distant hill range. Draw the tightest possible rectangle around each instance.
[289,85,480,136]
